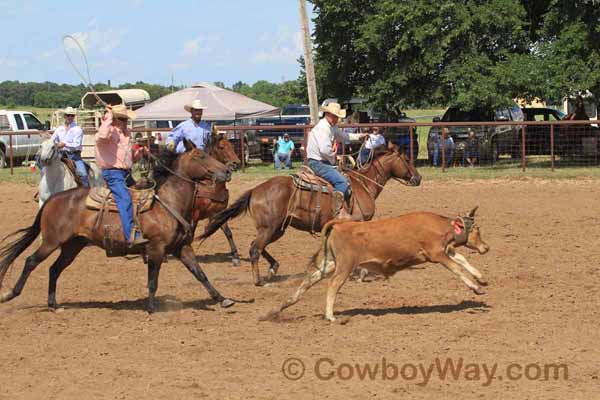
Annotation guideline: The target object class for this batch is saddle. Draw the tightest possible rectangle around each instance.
[291,166,334,193]
[86,186,154,213]
[61,156,93,187]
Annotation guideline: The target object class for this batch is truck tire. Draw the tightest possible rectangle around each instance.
[0,148,6,169]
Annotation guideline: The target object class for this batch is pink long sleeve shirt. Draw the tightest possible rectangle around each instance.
[95,112,136,170]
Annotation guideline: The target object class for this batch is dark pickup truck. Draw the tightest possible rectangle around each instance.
[255,104,309,162]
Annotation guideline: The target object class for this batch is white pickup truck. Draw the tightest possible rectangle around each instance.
[0,110,46,168]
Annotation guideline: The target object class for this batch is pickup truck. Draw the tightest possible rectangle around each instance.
[0,110,47,168]
[255,104,310,162]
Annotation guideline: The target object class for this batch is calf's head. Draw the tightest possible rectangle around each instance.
[463,207,490,254]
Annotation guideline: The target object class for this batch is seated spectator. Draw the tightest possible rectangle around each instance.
[463,130,479,167]
[274,133,294,170]
[433,128,454,167]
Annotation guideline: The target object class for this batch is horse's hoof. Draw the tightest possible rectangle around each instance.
[220,299,235,308]
[474,287,486,295]
[232,258,241,268]
[477,278,488,286]
[254,278,266,287]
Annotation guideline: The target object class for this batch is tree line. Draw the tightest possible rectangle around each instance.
[310,0,600,113]
[0,79,308,110]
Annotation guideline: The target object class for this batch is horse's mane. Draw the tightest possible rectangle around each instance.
[152,149,178,187]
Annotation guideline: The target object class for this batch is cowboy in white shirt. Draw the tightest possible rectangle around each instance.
[306,102,365,219]
[51,106,89,187]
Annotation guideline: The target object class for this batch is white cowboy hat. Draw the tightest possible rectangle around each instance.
[184,99,206,112]
[319,102,346,119]
[63,106,77,115]
[111,104,136,120]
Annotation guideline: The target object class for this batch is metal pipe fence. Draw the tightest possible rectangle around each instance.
[2,119,598,174]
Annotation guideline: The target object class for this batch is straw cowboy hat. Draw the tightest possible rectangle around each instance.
[63,106,77,115]
[111,104,136,120]
[320,102,346,119]
[184,99,207,112]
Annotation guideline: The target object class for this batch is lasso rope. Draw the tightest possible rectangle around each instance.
[62,35,108,108]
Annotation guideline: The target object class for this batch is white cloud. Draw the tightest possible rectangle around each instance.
[252,26,303,65]
[129,0,144,8]
[181,37,202,57]
[65,27,129,55]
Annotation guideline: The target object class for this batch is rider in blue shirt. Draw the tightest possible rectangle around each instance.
[166,100,211,153]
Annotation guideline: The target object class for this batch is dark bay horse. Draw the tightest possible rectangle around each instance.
[198,133,242,266]
[199,144,422,286]
[0,139,234,313]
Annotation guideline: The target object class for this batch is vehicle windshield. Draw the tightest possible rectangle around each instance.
[442,108,492,122]
[282,106,310,116]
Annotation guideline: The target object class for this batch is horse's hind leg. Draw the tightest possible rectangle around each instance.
[263,229,285,281]
[0,241,57,303]
[178,245,233,308]
[249,227,283,286]
[47,237,88,309]
[221,223,241,267]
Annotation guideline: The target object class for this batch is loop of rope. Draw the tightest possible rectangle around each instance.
[62,35,108,108]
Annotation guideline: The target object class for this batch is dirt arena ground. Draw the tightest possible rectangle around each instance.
[0,175,598,399]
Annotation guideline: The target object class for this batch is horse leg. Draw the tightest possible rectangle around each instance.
[145,244,166,313]
[220,223,241,267]
[263,229,285,281]
[249,227,281,286]
[0,241,57,303]
[178,245,234,308]
[47,237,87,309]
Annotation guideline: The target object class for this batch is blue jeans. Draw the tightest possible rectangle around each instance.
[65,151,89,187]
[307,159,350,197]
[358,148,371,164]
[275,152,292,169]
[433,144,453,167]
[102,169,135,242]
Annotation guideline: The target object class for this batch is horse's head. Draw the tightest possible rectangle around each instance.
[179,138,232,183]
[38,139,60,166]
[376,143,422,186]
[209,132,241,171]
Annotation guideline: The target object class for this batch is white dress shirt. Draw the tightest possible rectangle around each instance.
[51,121,84,152]
[306,118,361,164]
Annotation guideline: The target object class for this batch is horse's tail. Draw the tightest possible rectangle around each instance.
[197,190,252,240]
[0,203,45,288]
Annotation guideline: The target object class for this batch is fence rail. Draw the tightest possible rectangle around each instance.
[2,119,598,174]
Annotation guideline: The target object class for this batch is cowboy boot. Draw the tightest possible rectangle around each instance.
[332,191,352,220]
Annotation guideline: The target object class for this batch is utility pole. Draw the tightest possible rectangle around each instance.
[299,0,319,124]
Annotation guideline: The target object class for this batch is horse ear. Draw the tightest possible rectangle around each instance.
[388,142,399,153]
[183,138,196,152]
[468,206,479,218]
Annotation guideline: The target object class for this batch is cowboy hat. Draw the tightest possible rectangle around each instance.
[184,99,206,112]
[63,106,77,115]
[111,104,136,120]
[319,102,346,119]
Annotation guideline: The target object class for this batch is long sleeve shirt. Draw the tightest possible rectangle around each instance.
[95,112,135,170]
[306,118,360,164]
[166,119,211,153]
[51,122,84,152]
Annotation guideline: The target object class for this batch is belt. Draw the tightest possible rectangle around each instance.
[308,158,332,166]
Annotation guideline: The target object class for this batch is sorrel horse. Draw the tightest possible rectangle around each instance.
[198,133,242,266]
[199,143,422,286]
[0,139,234,313]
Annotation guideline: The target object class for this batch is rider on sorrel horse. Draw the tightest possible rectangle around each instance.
[199,142,422,286]
[0,139,234,313]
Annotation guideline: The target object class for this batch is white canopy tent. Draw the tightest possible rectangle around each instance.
[134,82,280,122]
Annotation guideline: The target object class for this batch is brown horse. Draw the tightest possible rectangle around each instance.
[199,144,422,286]
[198,133,242,266]
[0,139,234,313]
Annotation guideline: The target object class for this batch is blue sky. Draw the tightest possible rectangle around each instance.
[0,0,313,87]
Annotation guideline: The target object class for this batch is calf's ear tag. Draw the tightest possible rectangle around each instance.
[452,220,464,235]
